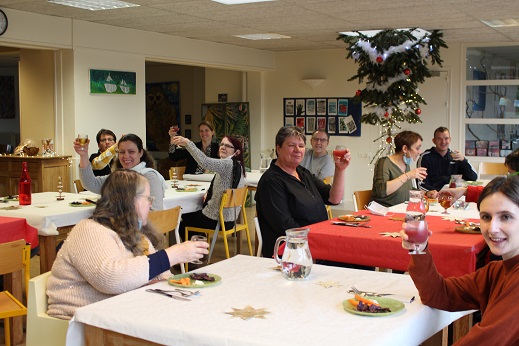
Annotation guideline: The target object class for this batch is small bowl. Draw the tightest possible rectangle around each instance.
[23,146,39,156]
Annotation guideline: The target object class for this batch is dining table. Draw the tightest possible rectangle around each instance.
[0,180,210,273]
[184,170,263,191]
[66,255,470,346]
[0,215,39,345]
[307,200,486,343]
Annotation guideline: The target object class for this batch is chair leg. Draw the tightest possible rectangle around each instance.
[4,317,11,346]
[222,232,231,258]
[244,228,253,256]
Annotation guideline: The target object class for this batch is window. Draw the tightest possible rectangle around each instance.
[464,45,519,158]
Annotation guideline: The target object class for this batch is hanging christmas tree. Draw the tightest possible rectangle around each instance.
[337,28,447,160]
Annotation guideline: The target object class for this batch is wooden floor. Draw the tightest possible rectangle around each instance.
[0,205,348,346]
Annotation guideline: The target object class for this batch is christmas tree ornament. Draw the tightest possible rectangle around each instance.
[356,89,362,97]
[386,136,392,143]
[415,108,422,115]
[376,56,384,63]
[404,68,411,75]
[384,112,389,118]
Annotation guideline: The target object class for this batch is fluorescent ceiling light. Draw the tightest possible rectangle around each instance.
[212,0,274,4]
[339,28,431,38]
[234,33,291,40]
[482,19,519,28]
[48,0,139,11]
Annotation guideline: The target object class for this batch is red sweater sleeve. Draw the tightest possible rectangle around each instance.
[465,185,484,203]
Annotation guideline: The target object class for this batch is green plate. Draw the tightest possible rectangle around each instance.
[175,188,198,192]
[168,273,221,288]
[2,196,19,201]
[342,296,405,317]
[69,202,95,207]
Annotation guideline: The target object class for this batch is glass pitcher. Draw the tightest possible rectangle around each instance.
[449,174,463,188]
[273,228,313,280]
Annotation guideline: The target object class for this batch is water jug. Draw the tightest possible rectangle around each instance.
[406,190,426,221]
[273,228,312,280]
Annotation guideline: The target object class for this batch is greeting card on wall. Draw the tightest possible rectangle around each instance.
[285,99,295,115]
[283,97,361,137]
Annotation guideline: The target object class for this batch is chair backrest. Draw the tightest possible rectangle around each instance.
[74,179,85,193]
[147,206,184,273]
[220,186,248,211]
[478,161,507,178]
[353,189,372,212]
[26,271,69,346]
[169,166,186,180]
[0,239,30,293]
[253,216,262,257]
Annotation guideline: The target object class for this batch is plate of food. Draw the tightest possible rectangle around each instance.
[69,201,95,207]
[455,225,481,234]
[168,273,221,288]
[176,187,198,192]
[338,214,370,222]
[2,195,19,201]
[343,295,405,317]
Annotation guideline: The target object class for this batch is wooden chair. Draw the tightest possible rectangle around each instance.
[352,189,372,212]
[185,186,253,268]
[169,166,186,180]
[0,239,30,346]
[26,272,69,346]
[147,206,184,273]
[74,179,86,193]
[478,162,507,179]
[323,176,333,219]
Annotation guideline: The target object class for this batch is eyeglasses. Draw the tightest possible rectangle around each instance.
[312,138,328,143]
[219,143,235,149]
[137,194,155,203]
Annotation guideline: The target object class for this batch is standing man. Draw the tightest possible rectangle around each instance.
[89,129,117,176]
[301,129,334,180]
[418,126,477,191]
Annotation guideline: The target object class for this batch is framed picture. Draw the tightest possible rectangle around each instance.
[285,99,295,116]
[90,69,136,95]
[317,117,326,131]
[285,117,294,126]
[338,99,349,115]
[185,129,192,139]
[145,81,180,151]
[328,99,337,115]
[328,117,336,133]
[185,114,191,125]
[295,99,305,116]
[306,117,316,134]
[296,117,305,129]
[316,98,327,115]
[218,93,228,102]
[306,99,316,115]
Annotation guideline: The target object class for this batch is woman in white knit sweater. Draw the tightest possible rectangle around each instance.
[47,170,208,320]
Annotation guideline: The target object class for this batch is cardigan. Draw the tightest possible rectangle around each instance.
[46,219,170,320]
[169,141,219,174]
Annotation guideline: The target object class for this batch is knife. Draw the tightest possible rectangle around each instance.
[145,289,191,301]
[331,221,372,228]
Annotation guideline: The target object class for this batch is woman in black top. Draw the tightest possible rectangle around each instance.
[168,121,219,174]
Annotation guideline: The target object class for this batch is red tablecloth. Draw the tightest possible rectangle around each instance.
[308,213,487,277]
[0,216,39,248]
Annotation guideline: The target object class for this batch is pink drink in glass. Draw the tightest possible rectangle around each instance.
[405,220,428,244]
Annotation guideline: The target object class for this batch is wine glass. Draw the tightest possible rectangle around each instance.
[77,134,88,151]
[171,167,179,188]
[439,195,453,214]
[190,235,207,265]
[333,145,347,161]
[405,220,428,254]
[171,125,182,149]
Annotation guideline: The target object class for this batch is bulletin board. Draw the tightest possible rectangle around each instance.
[283,97,362,136]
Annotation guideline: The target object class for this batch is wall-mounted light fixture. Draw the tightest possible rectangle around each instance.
[301,78,325,90]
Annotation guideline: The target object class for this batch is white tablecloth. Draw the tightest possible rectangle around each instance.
[389,198,480,220]
[184,171,263,188]
[68,255,469,346]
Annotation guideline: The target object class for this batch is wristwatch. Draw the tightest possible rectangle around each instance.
[0,9,7,36]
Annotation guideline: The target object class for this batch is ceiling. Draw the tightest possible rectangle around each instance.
[1,0,519,54]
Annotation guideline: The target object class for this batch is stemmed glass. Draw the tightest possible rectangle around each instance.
[77,134,88,151]
[333,145,347,161]
[171,167,179,188]
[190,235,207,265]
[439,195,453,214]
[405,220,428,254]
[171,125,182,149]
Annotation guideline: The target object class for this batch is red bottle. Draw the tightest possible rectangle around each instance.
[19,161,31,205]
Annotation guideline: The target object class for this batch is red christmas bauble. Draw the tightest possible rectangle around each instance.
[386,137,392,143]
[355,89,362,97]
[404,68,411,75]
[384,112,389,118]
[415,108,422,115]
[376,56,383,63]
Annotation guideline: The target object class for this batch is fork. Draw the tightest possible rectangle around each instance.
[349,286,391,297]
[151,288,200,297]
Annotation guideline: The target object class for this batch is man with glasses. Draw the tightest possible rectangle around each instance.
[418,126,477,191]
[301,129,334,179]
[89,129,117,176]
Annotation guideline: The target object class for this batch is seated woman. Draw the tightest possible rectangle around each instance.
[254,126,351,258]
[371,130,436,207]
[47,170,208,320]
[171,134,245,237]
[168,121,219,174]
[401,176,519,344]
[75,133,166,210]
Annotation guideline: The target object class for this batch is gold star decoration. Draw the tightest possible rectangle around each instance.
[441,216,460,222]
[225,305,270,320]
[316,281,342,288]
